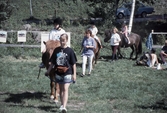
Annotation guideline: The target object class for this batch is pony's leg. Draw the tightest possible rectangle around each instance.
[54,83,60,103]
[49,72,57,102]
[50,71,59,103]
[135,45,138,60]
[117,46,123,58]
[130,46,135,59]
[95,52,98,64]
[50,80,55,100]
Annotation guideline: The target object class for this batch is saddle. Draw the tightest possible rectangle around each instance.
[122,35,129,47]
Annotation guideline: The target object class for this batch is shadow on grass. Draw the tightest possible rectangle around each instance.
[9,104,58,112]
[4,91,46,103]
[2,91,58,112]
[99,55,112,60]
[137,98,167,111]
[99,55,127,61]
[76,62,82,68]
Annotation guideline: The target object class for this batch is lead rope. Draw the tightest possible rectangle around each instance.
[37,67,41,79]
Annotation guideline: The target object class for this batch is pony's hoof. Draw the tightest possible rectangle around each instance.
[53,99,59,103]
[50,95,54,99]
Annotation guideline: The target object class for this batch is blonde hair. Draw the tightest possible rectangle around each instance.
[165,40,167,44]
[112,27,118,33]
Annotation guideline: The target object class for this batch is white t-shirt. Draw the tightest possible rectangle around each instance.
[89,27,98,36]
[49,28,65,41]
[110,33,121,46]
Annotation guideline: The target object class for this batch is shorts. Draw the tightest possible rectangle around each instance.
[55,74,73,84]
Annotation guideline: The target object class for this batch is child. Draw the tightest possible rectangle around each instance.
[89,21,102,48]
[45,33,77,112]
[110,27,121,61]
[81,29,96,76]
[39,17,65,68]
[121,23,130,44]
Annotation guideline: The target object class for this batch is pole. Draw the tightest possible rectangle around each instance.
[30,0,33,17]
[128,0,136,34]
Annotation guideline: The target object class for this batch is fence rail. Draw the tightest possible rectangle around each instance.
[0,44,40,48]
[151,32,167,34]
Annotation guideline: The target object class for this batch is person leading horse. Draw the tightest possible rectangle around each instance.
[104,28,142,60]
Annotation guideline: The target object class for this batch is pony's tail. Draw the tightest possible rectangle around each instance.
[138,36,142,54]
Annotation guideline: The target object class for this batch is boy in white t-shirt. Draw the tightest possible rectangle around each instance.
[39,17,65,68]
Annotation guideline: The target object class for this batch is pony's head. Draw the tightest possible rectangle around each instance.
[42,40,61,69]
[104,29,112,42]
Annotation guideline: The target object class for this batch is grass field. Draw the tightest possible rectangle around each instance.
[0,46,167,113]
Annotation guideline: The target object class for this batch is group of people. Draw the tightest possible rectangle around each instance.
[109,23,130,61]
[39,17,167,112]
[40,17,102,113]
[137,40,167,69]
[42,17,77,113]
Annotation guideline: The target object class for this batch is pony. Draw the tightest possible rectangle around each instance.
[104,29,142,60]
[42,40,61,103]
[93,37,101,66]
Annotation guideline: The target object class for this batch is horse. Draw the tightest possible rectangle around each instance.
[42,40,61,103]
[104,29,142,60]
[93,37,101,66]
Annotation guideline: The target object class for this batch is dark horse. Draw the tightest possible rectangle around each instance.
[42,40,61,103]
[104,29,142,59]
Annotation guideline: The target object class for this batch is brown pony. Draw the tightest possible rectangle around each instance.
[93,37,101,66]
[104,29,142,60]
[42,40,61,103]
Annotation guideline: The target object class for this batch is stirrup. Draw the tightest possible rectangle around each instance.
[39,63,45,68]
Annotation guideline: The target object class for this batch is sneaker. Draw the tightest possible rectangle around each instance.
[39,62,45,68]
[59,105,63,111]
[62,107,67,113]
[80,74,85,77]
[164,62,167,65]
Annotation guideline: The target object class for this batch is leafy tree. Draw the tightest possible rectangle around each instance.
[72,0,157,28]
[0,0,15,28]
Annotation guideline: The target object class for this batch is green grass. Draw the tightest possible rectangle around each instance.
[0,46,167,113]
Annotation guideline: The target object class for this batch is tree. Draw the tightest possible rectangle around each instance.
[77,0,157,28]
[0,0,15,27]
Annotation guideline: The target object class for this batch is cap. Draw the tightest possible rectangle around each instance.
[90,21,95,25]
[53,17,63,25]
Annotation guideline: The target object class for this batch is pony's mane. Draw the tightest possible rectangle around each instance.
[45,40,61,52]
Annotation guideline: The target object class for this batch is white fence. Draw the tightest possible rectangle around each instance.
[0,31,71,52]
[148,31,167,49]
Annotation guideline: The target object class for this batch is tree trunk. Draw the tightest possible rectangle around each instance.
[128,0,135,34]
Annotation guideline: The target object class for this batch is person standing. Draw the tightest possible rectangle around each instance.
[81,29,96,77]
[39,17,65,68]
[45,33,77,113]
[159,40,167,64]
[110,27,121,62]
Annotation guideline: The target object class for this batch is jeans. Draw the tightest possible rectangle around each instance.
[82,55,94,74]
